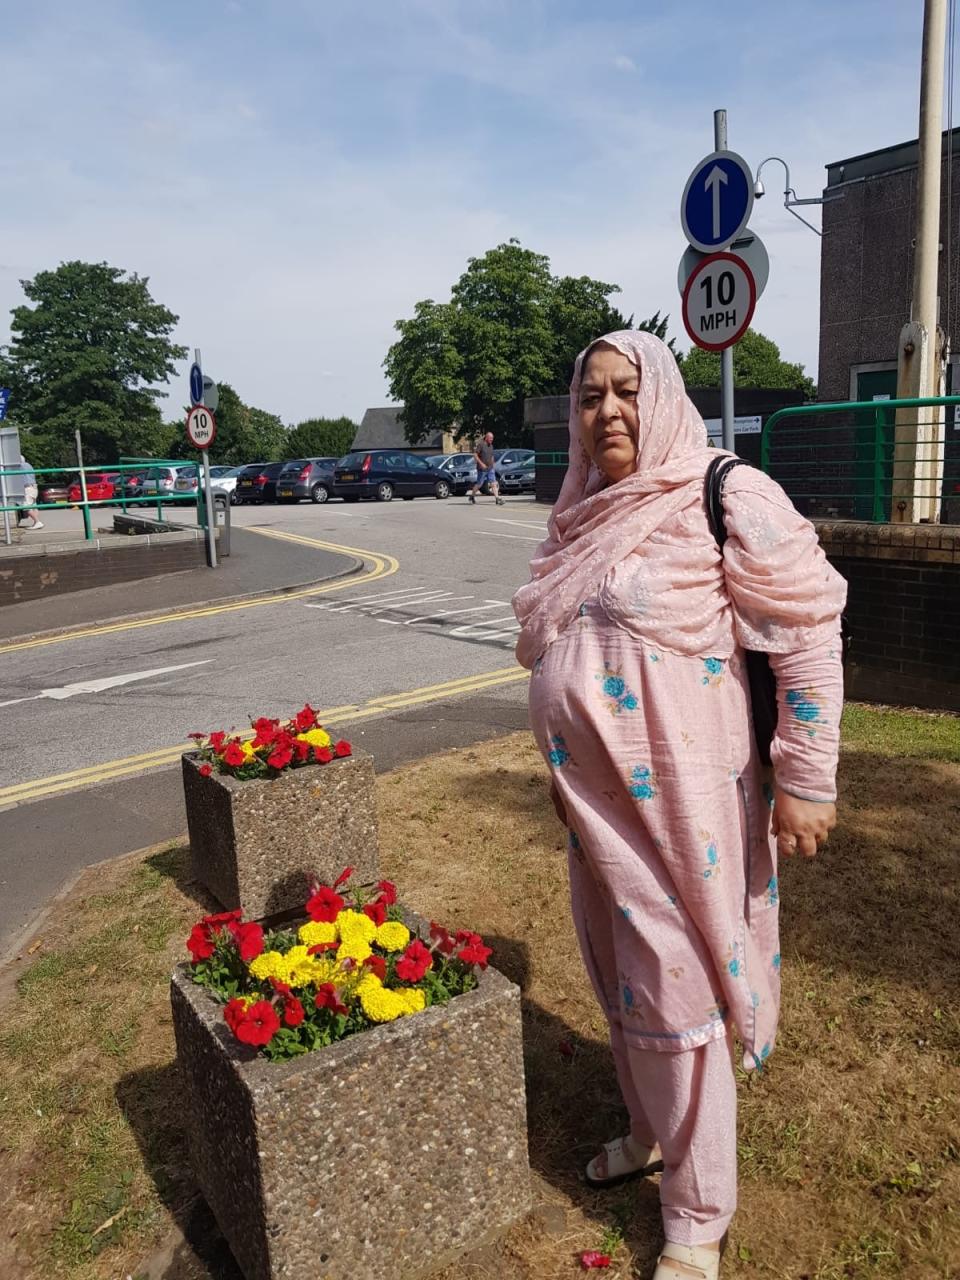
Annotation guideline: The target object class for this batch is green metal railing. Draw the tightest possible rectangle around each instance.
[0,458,203,542]
[760,396,960,523]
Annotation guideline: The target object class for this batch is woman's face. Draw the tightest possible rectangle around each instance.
[577,345,640,483]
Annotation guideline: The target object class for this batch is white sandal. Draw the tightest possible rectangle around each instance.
[653,1242,721,1280]
[584,1134,664,1188]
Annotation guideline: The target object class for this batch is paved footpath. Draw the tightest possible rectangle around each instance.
[0,495,545,957]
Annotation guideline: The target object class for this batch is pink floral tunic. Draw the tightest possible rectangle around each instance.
[527,477,844,1070]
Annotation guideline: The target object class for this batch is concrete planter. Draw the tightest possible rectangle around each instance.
[170,953,530,1280]
[182,750,379,920]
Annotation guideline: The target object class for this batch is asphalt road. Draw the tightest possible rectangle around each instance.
[0,495,545,789]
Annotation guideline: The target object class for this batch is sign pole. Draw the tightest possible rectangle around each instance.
[193,349,218,569]
[714,109,736,454]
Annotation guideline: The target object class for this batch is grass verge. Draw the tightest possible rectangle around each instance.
[0,703,957,1279]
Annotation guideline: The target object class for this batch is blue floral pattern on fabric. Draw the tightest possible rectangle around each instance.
[701,656,726,688]
[765,876,779,907]
[772,952,781,972]
[762,780,775,809]
[622,982,635,1009]
[619,905,633,922]
[628,764,657,801]
[548,735,571,768]
[786,687,825,735]
[702,835,719,880]
[597,665,639,716]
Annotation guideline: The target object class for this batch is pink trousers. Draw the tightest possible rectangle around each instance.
[571,852,738,1245]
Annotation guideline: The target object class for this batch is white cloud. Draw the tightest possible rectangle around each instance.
[613,55,636,72]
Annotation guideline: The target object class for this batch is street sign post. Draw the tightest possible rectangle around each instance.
[0,389,10,422]
[189,348,217,569]
[678,230,769,299]
[681,149,754,253]
[681,252,757,353]
[201,375,219,413]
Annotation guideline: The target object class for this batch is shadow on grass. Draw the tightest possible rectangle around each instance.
[780,748,960,1005]
[143,846,229,919]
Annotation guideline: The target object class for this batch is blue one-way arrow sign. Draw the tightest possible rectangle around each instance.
[681,150,754,253]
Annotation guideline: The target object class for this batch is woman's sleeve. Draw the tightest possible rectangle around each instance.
[767,636,843,802]
[720,468,847,801]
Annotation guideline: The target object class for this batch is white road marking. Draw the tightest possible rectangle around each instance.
[450,615,520,637]
[489,518,549,531]
[404,601,509,625]
[477,531,543,542]
[0,660,213,709]
[300,587,521,647]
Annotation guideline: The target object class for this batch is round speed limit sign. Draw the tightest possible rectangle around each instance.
[185,404,217,449]
[681,251,757,352]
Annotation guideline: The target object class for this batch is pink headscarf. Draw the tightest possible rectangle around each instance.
[513,331,716,667]
[512,329,846,669]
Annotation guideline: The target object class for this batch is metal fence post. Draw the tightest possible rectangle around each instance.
[872,407,887,523]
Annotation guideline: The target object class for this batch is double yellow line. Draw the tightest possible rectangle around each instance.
[0,665,530,808]
[0,528,398,655]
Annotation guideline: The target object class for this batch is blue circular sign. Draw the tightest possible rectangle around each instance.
[681,150,754,253]
[189,362,204,406]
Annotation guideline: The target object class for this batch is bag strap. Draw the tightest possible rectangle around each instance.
[704,455,750,549]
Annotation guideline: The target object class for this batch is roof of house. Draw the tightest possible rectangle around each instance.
[825,125,960,188]
[351,407,445,452]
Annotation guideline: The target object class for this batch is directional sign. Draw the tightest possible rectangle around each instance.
[681,150,754,253]
[186,404,217,449]
[681,252,756,352]
[189,362,204,406]
[678,230,769,299]
[0,389,9,421]
[202,375,219,413]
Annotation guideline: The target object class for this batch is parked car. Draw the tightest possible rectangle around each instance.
[494,448,535,474]
[67,472,122,504]
[275,457,340,504]
[498,456,536,495]
[425,453,477,495]
[333,450,452,502]
[39,478,74,506]
[235,461,287,503]
[138,465,196,500]
[172,464,233,499]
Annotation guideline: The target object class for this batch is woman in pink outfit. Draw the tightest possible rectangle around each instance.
[513,331,846,1280]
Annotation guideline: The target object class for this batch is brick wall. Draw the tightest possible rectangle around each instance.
[815,522,960,712]
[0,534,210,607]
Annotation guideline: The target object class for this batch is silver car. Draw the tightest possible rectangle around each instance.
[425,453,477,494]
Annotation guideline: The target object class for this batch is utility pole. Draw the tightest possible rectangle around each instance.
[893,0,948,522]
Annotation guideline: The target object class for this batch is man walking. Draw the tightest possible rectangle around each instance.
[15,453,43,530]
[467,431,504,505]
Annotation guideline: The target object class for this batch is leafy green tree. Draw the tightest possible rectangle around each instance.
[285,416,357,460]
[681,328,815,397]
[0,260,186,465]
[384,240,670,447]
[163,384,289,464]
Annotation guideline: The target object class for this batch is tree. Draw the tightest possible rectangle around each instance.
[0,260,187,465]
[286,416,357,460]
[384,239,669,447]
[680,328,816,398]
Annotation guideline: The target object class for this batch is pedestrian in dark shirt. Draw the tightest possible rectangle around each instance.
[467,432,504,505]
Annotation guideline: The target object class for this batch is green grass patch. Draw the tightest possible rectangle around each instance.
[841,702,960,761]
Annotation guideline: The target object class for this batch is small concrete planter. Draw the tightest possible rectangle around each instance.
[182,750,379,920]
[171,957,530,1280]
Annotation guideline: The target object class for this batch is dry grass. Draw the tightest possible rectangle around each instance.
[0,705,957,1280]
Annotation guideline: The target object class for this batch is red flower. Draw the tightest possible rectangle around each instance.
[294,703,318,731]
[202,909,243,927]
[306,886,345,923]
[252,717,280,747]
[268,744,294,770]
[188,732,206,742]
[230,921,264,962]
[363,899,388,927]
[233,999,280,1046]
[224,997,247,1034]
[314,746,334,764]
[186,923,215,962]
[294,739,311,762]
[334,739,352,758]
[269,977,291,995]
[363,954,387,980]
[307,940,339,955]
[315,984,349,1016]
[333,866,355,890]
[222,740,246,768]
[457,939,493,969]
[283,995,305,1027]
[208,730,227,752]
[580,1251,611,1270]
[429,922,456,955]
[376,880,398,906]
[199,762,213,778]
[395,939,433,983]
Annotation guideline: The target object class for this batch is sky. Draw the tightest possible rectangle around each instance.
[0,0,930,425]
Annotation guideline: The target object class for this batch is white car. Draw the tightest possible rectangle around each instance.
[173,464,245,504]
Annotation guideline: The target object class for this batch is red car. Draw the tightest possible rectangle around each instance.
[67,472,121,503]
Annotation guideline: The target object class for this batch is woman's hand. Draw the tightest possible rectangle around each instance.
[550,780,568,827]
[771,785,836,859]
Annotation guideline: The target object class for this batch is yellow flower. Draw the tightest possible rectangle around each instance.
[359,982,407,1023]
[375,921,410,953]
[298,920,338,947]
[249,950,289,983]
[337,910,377,945]
[396,987,426,1015]
[241,739,260,761]
[297,727,332,748]
[337,938,372,964]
